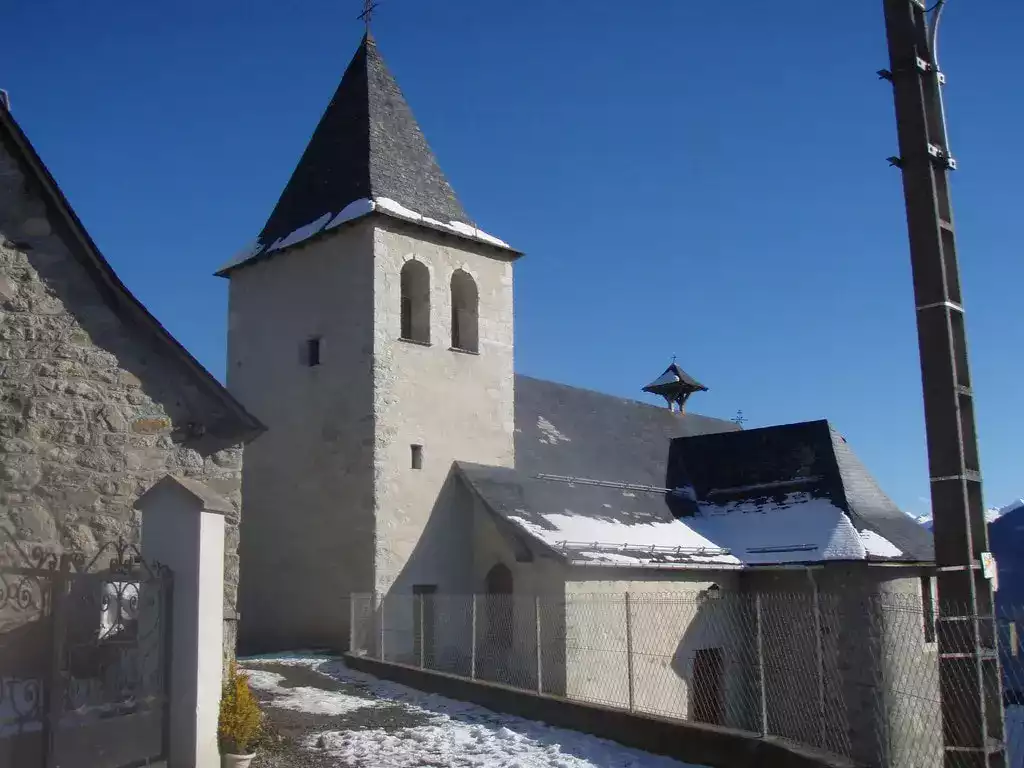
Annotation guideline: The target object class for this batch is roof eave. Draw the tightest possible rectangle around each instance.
[454,462,567,563]
[566,560,743,572]
[375,210,524,259]
[216,208,523,278]
[0,105,266,443]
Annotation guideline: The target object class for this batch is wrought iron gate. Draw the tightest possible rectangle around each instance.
[0,531,173,768]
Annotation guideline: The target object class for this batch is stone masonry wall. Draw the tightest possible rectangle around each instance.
[372,219,516,600]
[0,138,244,661]
[227,220,377,653]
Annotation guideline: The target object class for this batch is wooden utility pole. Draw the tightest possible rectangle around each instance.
[880,1,1005,765]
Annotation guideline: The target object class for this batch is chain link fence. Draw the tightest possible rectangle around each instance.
[350,591,1024,768]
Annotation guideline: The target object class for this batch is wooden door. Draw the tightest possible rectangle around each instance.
[692,647,725,725]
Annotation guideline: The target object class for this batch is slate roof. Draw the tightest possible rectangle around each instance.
[459,381,933,568]
[459,376,744,567]
[250,34,474,257]
[0,102,265,445]
[513,375,737,483]
[672,421,934,563]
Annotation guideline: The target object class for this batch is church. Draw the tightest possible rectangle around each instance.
[220,33,939,765]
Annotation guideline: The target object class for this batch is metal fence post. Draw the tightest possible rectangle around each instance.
[418,592,425,669]
[470,594,477,679]
[625,592,635,712]
[349,593,357,653]
[756,593,768,735]
[535,595,543,694]
[811,577,825,748]
[379,592,386,662]
[43,555,71,768]
[160,569,175,765]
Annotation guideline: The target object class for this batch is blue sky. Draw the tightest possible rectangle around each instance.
[2,0,1020,516]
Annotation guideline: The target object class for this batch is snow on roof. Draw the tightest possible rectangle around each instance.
[507,492,899,568]
[508,511,736,566]
[217,196,513,274]
[858,529,904,558]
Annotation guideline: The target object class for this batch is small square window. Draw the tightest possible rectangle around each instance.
[411,444,423,470]
[306,337,321,367]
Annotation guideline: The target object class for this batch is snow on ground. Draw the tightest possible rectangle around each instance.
[242,654,710,768]
[315,719,697,768]
[246,666,376,716]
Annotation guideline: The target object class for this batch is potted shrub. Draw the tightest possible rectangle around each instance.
[218,661,263,768]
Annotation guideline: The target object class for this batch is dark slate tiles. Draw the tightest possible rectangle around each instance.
[255,34,472,252]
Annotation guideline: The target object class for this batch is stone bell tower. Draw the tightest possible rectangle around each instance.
[218,34,520,652]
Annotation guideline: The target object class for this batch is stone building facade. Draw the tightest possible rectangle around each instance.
[221,31,939,767]
[0,101,263,659]
[223,34,520,652]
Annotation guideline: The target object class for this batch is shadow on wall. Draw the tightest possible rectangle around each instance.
[667,589,761,732]
[365,467,474,667]
[361,467,568,697]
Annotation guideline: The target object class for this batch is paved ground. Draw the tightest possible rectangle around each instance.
[241,655,708,768]
[247,662,429,768]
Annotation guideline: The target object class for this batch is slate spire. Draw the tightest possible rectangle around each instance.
[255,33,473,250]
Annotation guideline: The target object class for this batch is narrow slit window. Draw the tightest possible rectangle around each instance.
[306,337,321,367]
[411,444,423,470]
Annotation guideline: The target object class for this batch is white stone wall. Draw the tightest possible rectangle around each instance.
[467,490,566,688]
[747,565,941,767]
[371,220,515,600]
[228,221,378,651]
[563,571,741,719]
[227,216,516,652]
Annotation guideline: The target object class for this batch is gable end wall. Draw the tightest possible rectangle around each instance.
[0,139,244,661]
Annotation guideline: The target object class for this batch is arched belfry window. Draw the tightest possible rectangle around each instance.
[450,270,479,353]
[400,260,430,344]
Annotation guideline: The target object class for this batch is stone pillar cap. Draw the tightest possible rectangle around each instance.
[135,474,234,515]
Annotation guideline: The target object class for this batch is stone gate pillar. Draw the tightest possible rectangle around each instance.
[137,474,230,768]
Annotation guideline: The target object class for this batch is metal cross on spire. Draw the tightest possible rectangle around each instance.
[358,0,378,33]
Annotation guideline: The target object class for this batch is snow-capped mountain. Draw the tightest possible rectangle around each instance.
[914,498,1023,531]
